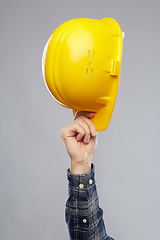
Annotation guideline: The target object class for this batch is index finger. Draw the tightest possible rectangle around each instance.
[75,115,97,138]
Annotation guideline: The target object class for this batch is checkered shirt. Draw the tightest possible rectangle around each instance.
[65,164,115,240]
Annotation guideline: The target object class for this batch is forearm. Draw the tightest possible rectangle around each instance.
[65,164,114,240]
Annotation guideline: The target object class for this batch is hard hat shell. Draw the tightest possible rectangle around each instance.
[42,18,123,131]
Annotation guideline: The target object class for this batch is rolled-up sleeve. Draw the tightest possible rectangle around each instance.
[65,163,115,240]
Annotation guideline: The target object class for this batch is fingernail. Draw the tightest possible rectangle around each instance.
[93,131,97,137]
[87,135,91,143]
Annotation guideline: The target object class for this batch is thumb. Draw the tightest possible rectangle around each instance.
[74,111,95,120]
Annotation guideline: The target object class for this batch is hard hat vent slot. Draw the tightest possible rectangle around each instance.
[85,69,93,77]
[88,50,95,59]
[86,50,94,77]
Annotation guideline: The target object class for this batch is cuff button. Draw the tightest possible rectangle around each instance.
[89,179,93,185]
[79,183,84,189]
[83,219,87,223]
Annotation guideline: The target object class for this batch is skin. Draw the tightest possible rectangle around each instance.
[60,111,97,174]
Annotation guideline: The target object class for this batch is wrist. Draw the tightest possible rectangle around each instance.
[70,159,92,174]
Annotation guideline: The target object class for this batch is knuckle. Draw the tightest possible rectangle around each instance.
[60,127,66,139]
[92,124,97,131]
[89,120,96,130]
[75,115,83,122]
[75,118,84,127]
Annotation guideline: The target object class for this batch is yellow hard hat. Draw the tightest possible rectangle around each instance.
[42,18,123,131]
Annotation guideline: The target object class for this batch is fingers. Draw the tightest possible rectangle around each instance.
[61,111,97,145]
[74,115,97,143]
[74,111,95,120]
[74,111,97,136]
[60,120,90,144]
[69,122,87,142]
[75,120,91,144]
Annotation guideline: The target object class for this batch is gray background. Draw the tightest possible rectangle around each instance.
[0,0,160,239]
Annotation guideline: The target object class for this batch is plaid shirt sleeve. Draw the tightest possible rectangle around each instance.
[65,163,115,240]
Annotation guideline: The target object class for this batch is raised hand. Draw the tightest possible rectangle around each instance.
[60,111,97,174]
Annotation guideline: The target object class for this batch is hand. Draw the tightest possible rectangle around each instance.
[60,111,97,174]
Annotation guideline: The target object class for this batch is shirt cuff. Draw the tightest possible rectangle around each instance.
[67,163,97,199]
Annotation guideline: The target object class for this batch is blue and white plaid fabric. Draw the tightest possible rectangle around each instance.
[65,164,115,240]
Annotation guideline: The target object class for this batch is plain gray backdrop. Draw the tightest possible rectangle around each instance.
[0,0,160,239]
